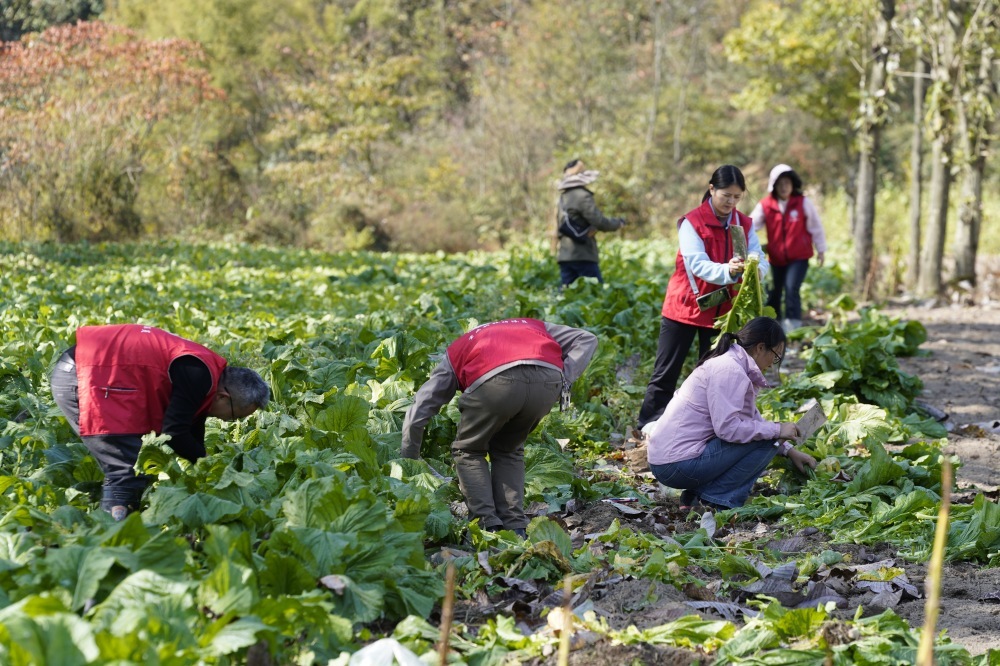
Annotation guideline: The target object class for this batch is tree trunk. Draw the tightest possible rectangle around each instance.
[853,0,896,297]
[906,53,927,290]
[918,133,952,297]
[853,140,879,298]
[917,0,960,298]
[952,150,986,284]
[638,0,663,172]
[952,40,996,284]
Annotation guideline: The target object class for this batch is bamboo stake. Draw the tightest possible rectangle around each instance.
[557,574,572,666]
[916,457,952,666]
[438,563,456,666]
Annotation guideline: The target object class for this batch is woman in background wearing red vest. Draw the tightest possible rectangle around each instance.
[637,165,769,434]
[749,164,827,332]
[49,324,270,520]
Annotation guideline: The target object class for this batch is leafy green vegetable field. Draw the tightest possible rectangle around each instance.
[1,240,998,665]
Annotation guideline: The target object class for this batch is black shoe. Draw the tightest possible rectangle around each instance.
[512,528,527,539]
[679,489,697,510]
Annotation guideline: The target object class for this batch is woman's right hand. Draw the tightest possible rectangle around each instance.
[728,257,745,278]
[778,422,800,440]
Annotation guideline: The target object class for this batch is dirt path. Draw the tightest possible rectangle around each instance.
[882,304,1000,654]
[891,303,1000,494]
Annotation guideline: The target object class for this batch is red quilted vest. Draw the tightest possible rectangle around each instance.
[661,200,752,328]
[76,324,227,436]
[760,194,813,265]
[447,319,563,391]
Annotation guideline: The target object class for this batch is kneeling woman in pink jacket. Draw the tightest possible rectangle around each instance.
[646,317,816,510]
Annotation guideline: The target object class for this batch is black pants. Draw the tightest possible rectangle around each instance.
[559,260,603,286]
[49,350,150,512]
[637,317,714,428]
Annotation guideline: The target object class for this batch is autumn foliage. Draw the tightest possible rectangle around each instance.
[0,21,225,241]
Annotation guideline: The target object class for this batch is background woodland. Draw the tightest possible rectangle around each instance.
[0,0,998,298]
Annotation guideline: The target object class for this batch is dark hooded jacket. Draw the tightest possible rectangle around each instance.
[556,172,624,263]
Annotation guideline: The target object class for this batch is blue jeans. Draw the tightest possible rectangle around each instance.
[649,436,779,508]
[766,259,809,320]
[559,261,603,286]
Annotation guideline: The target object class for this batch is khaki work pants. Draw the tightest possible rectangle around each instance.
[452,365,563,530]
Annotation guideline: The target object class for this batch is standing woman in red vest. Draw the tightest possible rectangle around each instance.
[637,165,769,433]
[401,319,597,537]
[49,324,270,520]
[749,164,827,332]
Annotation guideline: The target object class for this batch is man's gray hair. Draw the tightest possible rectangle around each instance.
[222,366,270,411]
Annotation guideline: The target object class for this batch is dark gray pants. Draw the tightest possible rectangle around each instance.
[49,351,149,512]
[452,365,563,530]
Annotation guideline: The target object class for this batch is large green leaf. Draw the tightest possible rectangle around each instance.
[524,445,574,496]
[43,545,118,611]
[144,487,245,528]
[311,394,371,438]
[848,443,906,493]
[282,476,388,535]
[0,603,99,666]
[526,517,573,558]
[200,616,270,656]
[197,560,258,616]
[259,551,316,596]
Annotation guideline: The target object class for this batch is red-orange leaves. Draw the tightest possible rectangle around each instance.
[0,21,226,240]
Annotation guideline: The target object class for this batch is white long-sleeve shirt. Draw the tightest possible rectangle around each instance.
[677,215,770,288]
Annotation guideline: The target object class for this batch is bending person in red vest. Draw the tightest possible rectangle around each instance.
[749,164,827,332]
[401,319,597,537]
[637,165,769,433]
[49,324,270,520]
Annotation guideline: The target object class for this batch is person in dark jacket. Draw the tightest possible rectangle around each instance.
[50,324,270,520]
[555,159,626,286]
[401,319,597,536]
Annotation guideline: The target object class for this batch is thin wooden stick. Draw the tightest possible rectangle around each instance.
[438,563,456,666]
[916,457,952,666]
[557,574,572,666]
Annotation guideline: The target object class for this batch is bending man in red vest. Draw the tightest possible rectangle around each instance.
[401,319,597,537]
[49,324,270,520]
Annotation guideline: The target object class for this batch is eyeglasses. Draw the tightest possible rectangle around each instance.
[223,384,236,420]
[771,349,783,364]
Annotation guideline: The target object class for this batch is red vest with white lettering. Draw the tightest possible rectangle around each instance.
[75,324,227,436]
[446,319,564,391]
[760,194,813,266]
[661,200,751,328]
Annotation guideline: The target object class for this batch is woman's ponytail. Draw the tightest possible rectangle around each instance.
[696,331,740,368]
[695,317,785,368]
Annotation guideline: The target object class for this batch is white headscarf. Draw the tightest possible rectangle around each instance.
[556,170,600,191]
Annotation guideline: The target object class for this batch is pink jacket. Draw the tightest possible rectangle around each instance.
[647,344,781,465]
